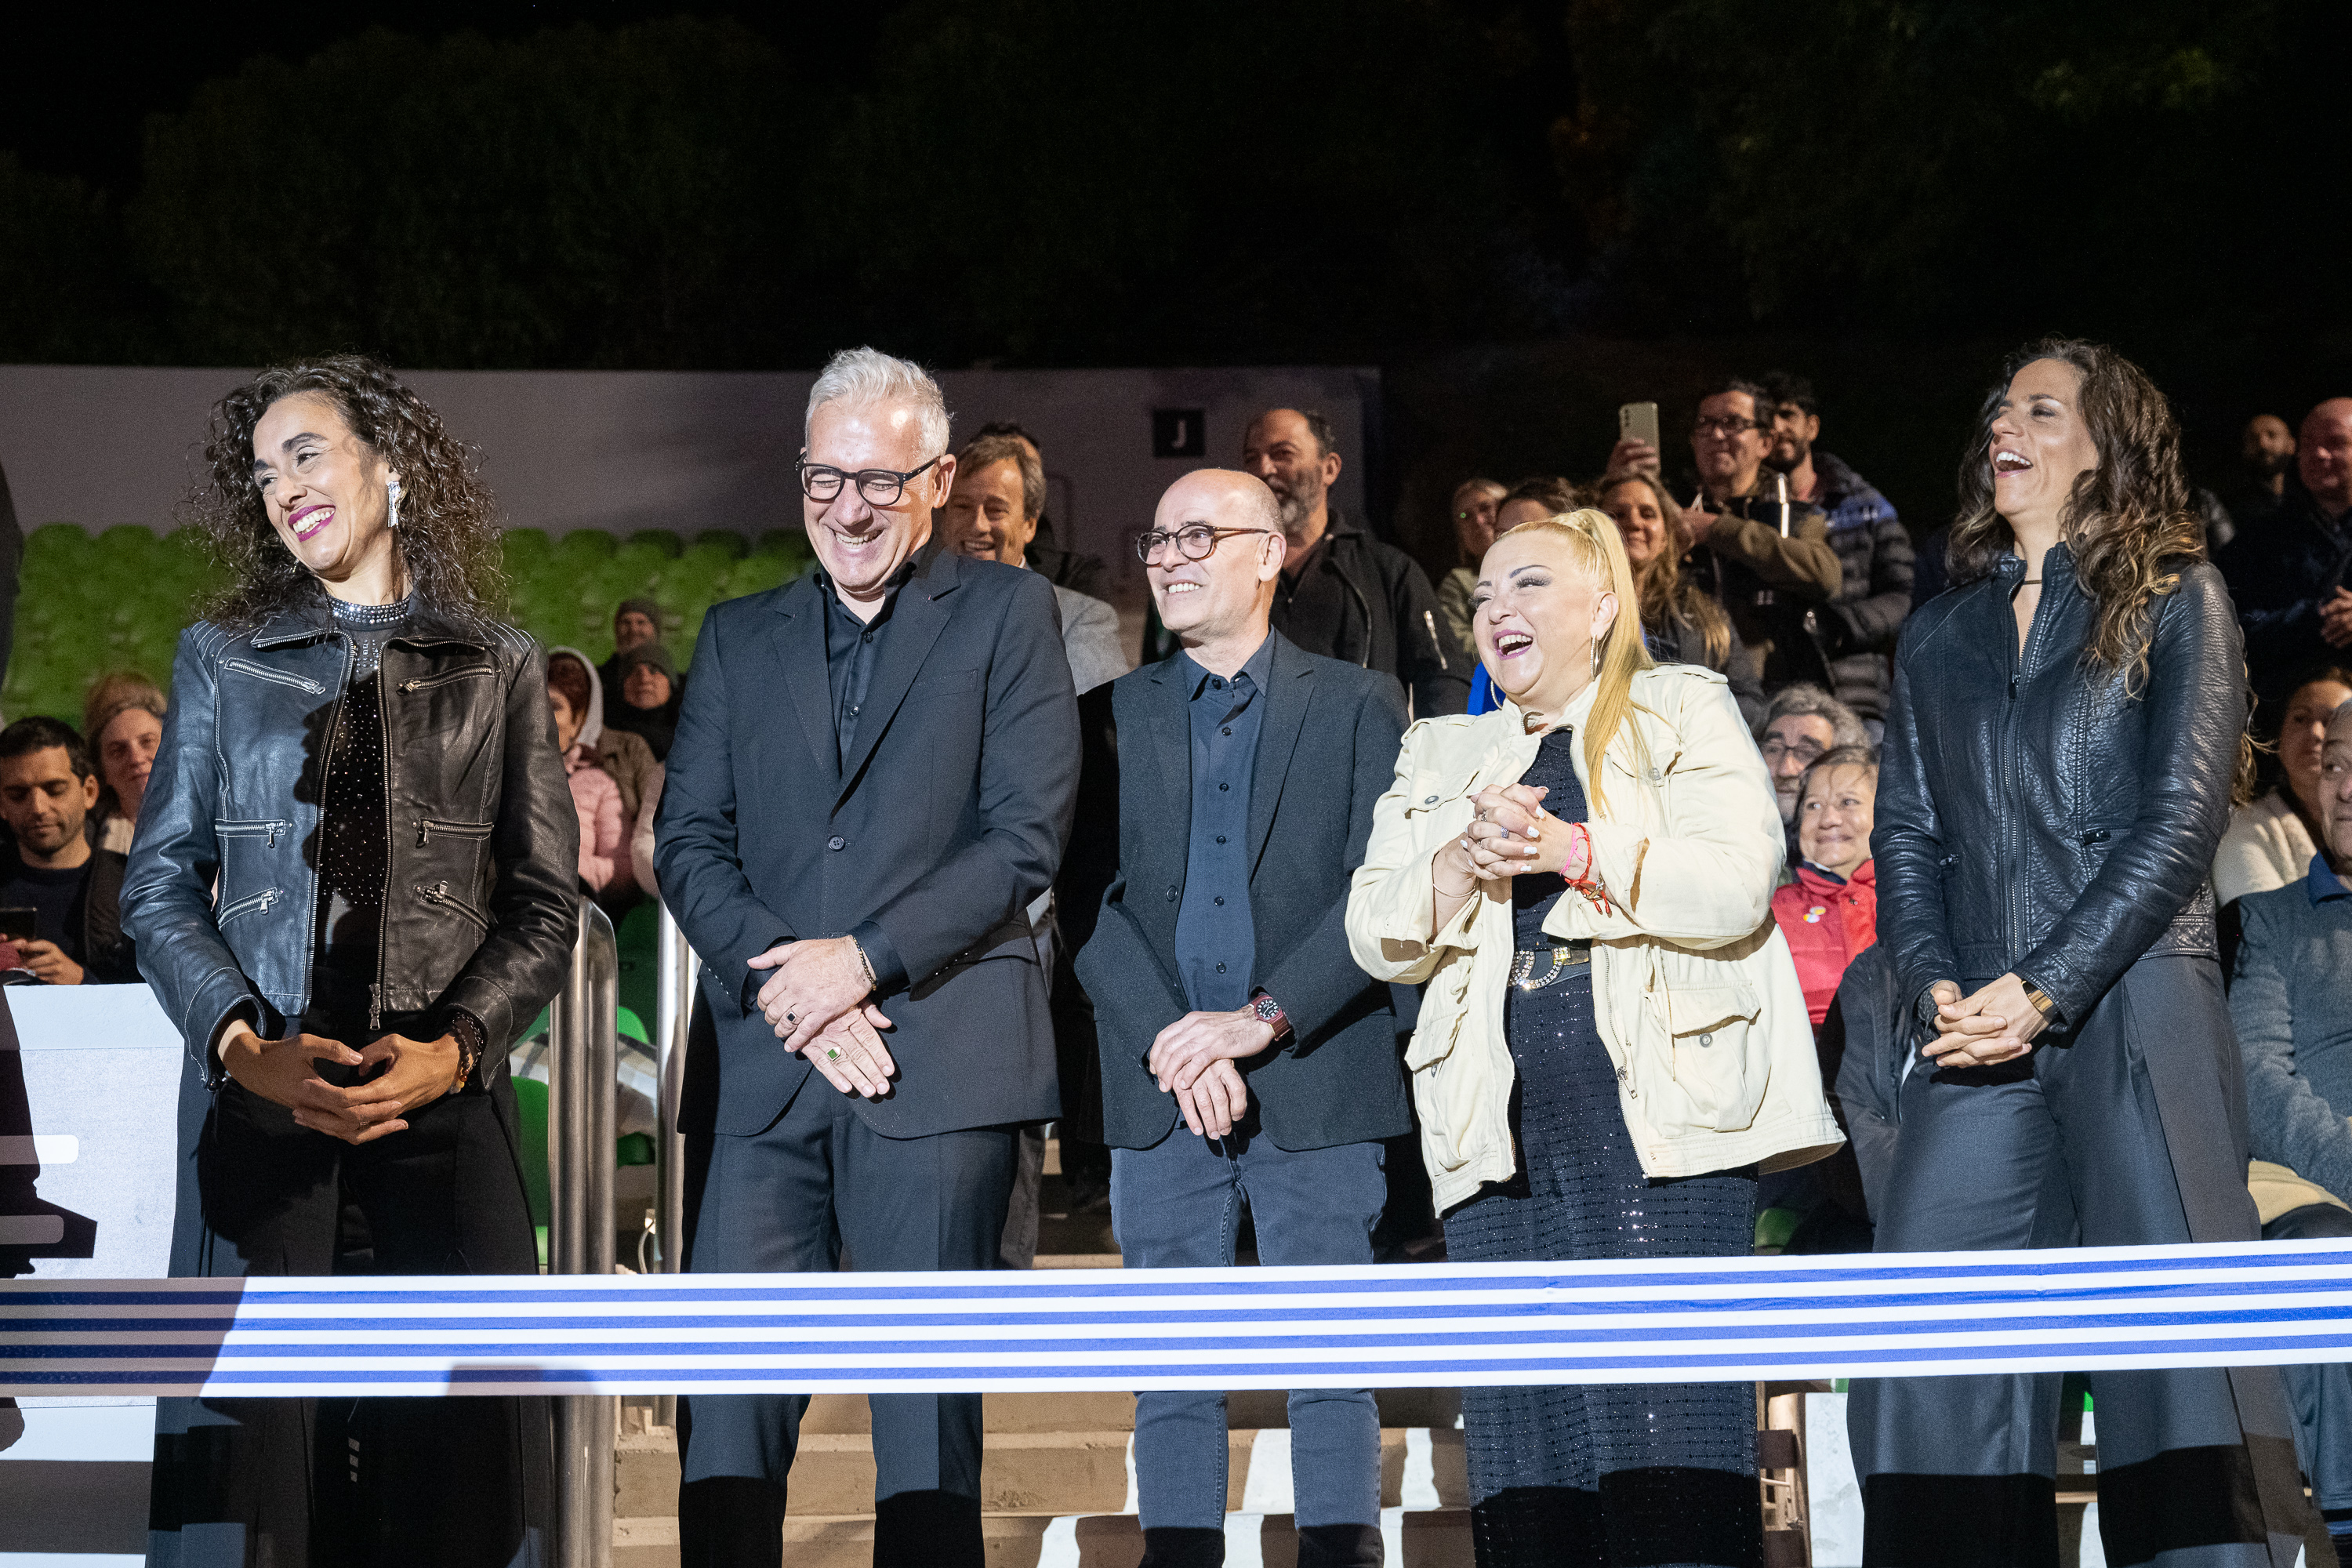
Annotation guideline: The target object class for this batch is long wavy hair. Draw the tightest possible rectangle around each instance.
[1490,508,1656,815]
[1946,338,2202,694]
[184,356,507,630]
[1597,468,1731,668]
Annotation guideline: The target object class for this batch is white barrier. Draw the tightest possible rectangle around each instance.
[5,1241,2352,1399]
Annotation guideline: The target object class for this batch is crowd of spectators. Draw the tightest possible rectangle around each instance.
[14,359,2352,1555]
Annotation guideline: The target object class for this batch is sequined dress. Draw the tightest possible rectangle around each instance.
[1441,727,1762,1568]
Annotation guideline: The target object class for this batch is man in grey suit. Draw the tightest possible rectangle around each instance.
[942,425,1132,1264]
[1075,470,1411,1567]
[654,347,1080,1567]
[941,427,1129,694]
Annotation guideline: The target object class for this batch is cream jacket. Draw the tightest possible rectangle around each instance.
[1345,665,1843,1213]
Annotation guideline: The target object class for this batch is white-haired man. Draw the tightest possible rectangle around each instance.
[655,347,1081,1567]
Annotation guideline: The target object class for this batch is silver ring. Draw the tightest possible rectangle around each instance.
[826,1046,841,1062]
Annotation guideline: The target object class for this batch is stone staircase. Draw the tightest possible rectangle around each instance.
[611,1387,1475,1566]
[608,1138,1478,1565]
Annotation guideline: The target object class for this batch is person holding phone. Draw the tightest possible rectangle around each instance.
[0,716,136,985]
[1607,379,1842,699]
[123,354,579,1564]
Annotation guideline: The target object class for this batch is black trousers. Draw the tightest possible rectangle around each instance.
[676,1076,1019,1568]
[148,1047,551,1568]
[1848,956,2321,1568]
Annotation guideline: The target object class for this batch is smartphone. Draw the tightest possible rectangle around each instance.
[1618,401,1661,452]
[0,909,37,944]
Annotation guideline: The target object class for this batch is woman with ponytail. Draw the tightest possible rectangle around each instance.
[1347,509,1839,1567]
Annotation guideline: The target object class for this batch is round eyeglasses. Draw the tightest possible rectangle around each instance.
[797,453,942,506]
[1134,524,1274,565]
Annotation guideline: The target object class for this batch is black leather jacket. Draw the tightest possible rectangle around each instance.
[122,597,580,1079]
[1875,546,2245,1026]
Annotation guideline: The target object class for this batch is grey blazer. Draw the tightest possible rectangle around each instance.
[1074,633,1412,1152]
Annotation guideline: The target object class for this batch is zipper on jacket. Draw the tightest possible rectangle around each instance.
[215,818,296,849]
[374,648,397,1042]
[417,879,492,931]
[2004,571,2060,962]
[397,665,495,695]
[416,818,495,847]
[223,658,328,695]
[216,886,282,924]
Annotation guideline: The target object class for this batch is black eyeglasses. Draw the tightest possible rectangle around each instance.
[1692,417,1766,438]
[797,452,942,506]
[1134,524,1273,565]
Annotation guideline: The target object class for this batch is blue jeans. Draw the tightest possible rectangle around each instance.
[1112,1120,1386,1534]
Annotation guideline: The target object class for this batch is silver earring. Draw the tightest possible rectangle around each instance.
[387,477,403,530]
[1591,640,1602,679]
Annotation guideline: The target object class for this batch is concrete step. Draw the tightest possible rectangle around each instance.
[617,1420,1468,1521]
[615,1508,1478,1568]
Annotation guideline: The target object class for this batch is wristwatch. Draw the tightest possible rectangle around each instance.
[1250,991,1291,1044]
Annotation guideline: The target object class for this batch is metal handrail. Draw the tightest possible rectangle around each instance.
[548,898,617,1568]
[651,901,698,1429]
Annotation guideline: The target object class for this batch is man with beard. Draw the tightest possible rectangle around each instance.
[2224,397,2352,713]
[1240,407,1466,717]
[1759,372,1913,728]
[2229,412,2299,532]
[1607,378,1844,701]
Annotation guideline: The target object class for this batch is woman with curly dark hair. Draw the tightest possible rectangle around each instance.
[1849,340,2317,1565]
[123,355,579,1566]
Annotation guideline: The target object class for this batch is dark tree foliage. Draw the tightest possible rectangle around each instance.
[130,20,801,368]
[0,2,2340,368]
[1566,0,2344,333]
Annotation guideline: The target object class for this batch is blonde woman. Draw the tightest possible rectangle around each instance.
[1346,509,1840,1568]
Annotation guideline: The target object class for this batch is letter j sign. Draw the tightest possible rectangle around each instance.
[1152,408,1207,458]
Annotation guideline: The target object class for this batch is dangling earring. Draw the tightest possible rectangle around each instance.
[386,477,403,530]
[1590,637,1602,679]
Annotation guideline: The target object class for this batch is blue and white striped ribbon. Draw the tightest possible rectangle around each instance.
[8,1241,2352,1398]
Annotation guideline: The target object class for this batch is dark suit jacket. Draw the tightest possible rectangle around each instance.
[1074,633,1413,1152]
[654,543,1080,1138]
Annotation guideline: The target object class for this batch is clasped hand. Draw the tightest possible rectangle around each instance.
[218,1020,460,1144]
[748,937,897,1099]
[1148,1008,1277,1138]
[1445,785,1577,883]
[1921,974,2048,1069]
[2320,587,2352,650]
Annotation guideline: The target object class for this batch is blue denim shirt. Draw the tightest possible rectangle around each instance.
[2229,854,2352,1202]
[1171,634,1273,1014]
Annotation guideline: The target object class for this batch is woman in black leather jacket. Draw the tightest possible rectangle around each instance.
[124,357,579,1566]
[1849,340,2318,1565]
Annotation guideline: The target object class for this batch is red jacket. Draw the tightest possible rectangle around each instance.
[1770,860,1878,1028]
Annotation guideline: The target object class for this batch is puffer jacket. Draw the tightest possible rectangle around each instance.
[1810,452,1914,724]
[123,596,580,1078]
[1346,665,1842,1210]
[1874,545,2244,1028]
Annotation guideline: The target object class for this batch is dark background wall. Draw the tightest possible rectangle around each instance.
[4,0,2347,587]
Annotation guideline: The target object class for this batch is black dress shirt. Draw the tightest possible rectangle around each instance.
[1172,634,1274,1014]
[815,559,920,992]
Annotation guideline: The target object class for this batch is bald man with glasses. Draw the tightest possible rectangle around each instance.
[1076,470,1410,1567]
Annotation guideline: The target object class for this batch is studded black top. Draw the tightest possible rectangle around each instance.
[314,594,412,1001]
